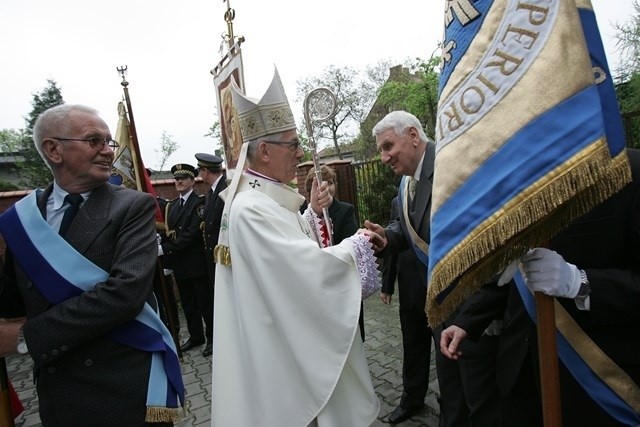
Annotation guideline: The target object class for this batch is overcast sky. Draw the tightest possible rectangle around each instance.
[0,0,635,170]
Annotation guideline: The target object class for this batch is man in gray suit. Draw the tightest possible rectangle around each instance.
[0,104,182,426]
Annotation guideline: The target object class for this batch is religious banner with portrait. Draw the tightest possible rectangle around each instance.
[213,43,246,170]
[110,100,164,225]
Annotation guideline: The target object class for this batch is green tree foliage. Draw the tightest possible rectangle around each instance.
[613,0,640,148]
[354,160,400,226]
[155,130,179,172]
[0,129,24,189]
[18,79,64,188]
[613,0,640,81]
[0,180,20,191]
[0,129,23,152]
[357,56,441,160]
[376,57,440,138]
[296,66,377,160]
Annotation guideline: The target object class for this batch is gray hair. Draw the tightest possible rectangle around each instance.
[372,110,429,144]
[33,104,99,165]
[245,130,292,164]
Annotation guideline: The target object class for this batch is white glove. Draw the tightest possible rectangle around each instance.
[157,244,164,257]
[519,248,581,298]
[483,320,503,336]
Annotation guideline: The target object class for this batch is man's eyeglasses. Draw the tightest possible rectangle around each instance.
[52,137,119,150]
[264,140,301,151]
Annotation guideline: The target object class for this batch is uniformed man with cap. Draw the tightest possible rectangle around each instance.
[194,153,226,288]
[158,163,214,357]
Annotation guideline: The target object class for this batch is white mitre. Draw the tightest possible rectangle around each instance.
[231,67,297,142]
[214,67,297,266]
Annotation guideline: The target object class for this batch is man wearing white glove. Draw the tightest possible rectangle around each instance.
[520,248,590,309]
[440,149,640,426]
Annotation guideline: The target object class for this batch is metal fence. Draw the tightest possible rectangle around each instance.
[352,160,400,226]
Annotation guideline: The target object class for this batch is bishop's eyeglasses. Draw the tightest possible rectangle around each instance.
[264,139,301,151]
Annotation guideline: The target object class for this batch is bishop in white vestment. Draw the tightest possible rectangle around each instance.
[212,68,380,427]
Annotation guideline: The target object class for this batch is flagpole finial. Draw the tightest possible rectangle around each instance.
[223,0,235,48]
[220,0,243,54]
[117,65,129,88]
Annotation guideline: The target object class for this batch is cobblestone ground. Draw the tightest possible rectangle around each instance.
[7,296,440,426]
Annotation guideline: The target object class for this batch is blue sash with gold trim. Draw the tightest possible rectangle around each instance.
[0,191,184,422]
[515,273,640,425]
[398,176,429,269]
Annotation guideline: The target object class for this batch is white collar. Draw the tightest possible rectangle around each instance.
[211,175,223,191]
[52,181,90,210]
[180,189,193,201]
[411,150,426,182]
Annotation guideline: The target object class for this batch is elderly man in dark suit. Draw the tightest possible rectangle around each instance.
[367,111,503,426]
[194,152,226,287]
[0,104,182,426]
[160,163,214,357]
[364,111,435,424]
[379,195,434,424]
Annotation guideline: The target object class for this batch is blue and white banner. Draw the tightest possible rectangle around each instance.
[427,0,631,325]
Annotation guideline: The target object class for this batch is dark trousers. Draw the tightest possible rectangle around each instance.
[175,275,213,343]
[501,350,622,427]
[434,327,501,427]
[398,302,433,408]
[204,249,216,292]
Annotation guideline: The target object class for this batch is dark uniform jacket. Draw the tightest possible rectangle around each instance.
[203,177,227,272]
[161,191,207,280]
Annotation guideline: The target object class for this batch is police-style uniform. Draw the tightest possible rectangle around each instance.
[160,163,213,356]
[194,153,226,285]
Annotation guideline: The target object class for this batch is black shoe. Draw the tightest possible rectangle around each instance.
[202,343,213,357]
[387,404,424,424]
[180,339,205,352]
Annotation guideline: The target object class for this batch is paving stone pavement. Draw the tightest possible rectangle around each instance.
[6,296,440,426]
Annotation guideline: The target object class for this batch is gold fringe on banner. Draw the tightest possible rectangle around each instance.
[426,141,632,326]
[145,406,183,423]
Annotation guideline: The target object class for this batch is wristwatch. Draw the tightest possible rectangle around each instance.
[575,269,591,310]
[16,326,28,354]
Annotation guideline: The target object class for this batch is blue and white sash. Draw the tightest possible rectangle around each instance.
[515,273,640,425]
[0,191,184,422]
